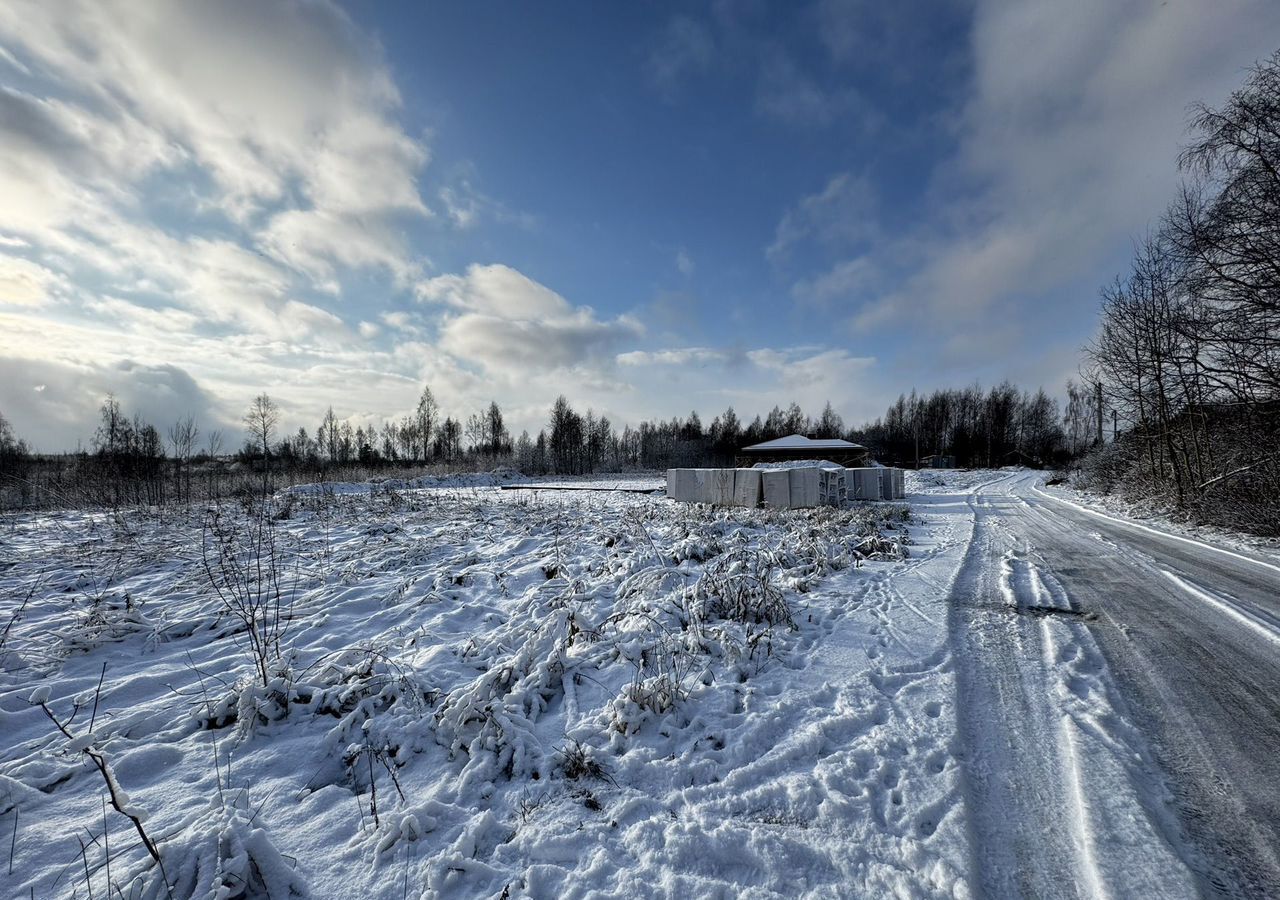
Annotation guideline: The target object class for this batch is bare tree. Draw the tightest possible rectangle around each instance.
[1174,51,1280,399]
[415,386,438,462]
[168,415,199,504]
[244,393,279,497]
[1079,50,1280,532]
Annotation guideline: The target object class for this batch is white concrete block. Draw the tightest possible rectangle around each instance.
[761,469,791,508]
[690,468,714,503]
[708,468,735,505]
[733,468,762,507]
[666,468,697,502]
[788,467,820,508]
[847,468,882,501]
[818,467,846,506]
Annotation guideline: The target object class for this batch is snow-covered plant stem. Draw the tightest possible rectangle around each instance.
[31,692,162,866]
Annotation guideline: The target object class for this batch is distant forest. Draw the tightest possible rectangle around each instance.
[0,378,1080,511]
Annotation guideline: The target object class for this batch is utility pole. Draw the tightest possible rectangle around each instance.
[1095,381,1104,447]
[1112,409,1118,443]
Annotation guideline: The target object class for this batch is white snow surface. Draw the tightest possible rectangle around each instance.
[0,470,1213,897]
[1042,479,1280,567]
[2,477,971,899]
[750,459,844,470]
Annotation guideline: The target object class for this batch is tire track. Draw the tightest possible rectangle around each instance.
[948,475,1197,898]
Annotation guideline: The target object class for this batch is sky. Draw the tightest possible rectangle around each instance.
[2,0,1280,451]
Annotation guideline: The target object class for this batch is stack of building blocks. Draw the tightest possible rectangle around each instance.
[665,468,697,502]
[877,468,894,501]
[787,467,821,508]
[667,465,877,509]
[818,467,846,506]
[707,468,735,505]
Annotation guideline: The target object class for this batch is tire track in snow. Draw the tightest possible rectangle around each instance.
[1159,570,1280,648]
[989,472,1280,897]
[949,476,1197,898]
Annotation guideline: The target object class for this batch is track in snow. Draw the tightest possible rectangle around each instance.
[944,472,1280,899]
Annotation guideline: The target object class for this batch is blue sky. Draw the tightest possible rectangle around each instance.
[2,1,1280,450]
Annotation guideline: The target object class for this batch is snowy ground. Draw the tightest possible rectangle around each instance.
[3,469,1276,898]
[0,478,956,899]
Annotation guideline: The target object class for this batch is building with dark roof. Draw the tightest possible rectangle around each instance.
[735,434,870,468]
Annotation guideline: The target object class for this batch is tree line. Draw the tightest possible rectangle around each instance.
[2,374,1084,511]
[1080,50,1280,533]
[852,384,1070,469]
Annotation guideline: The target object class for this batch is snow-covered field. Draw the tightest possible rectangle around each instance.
[0,476,985,899]
[11,468,1273,897]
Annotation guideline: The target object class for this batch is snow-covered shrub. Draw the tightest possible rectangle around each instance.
[851,533,905,560]
[433,604,574,789]
[308,647,439,770]
[127,792,309,900]
[608,629,704,735]
[201,503,299,688]
[693,547,793,628]
[194,663,297,739]
[59,592,161,654]
[553,739,611,781]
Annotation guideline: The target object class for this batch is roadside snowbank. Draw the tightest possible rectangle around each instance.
[1041,480,1280,567]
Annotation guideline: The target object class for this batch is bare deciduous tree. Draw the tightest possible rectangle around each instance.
[244,393,279,497]
[168,415,199,504]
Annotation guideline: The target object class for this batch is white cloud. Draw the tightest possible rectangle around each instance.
[791,257,878,308]
[767,172,877,264]
[0,355,223,451]
[438,171,538,232]
[0,254,68,306]
[440,311,639,374]
[83,296,201,333]
[258,209,419,288]
[769,0,1280,389]
[379,310,422,335]
[440,186,480,230]
[420,264,643,376]
[870,0,1280,332]
[675,248,695,277]
[0,1,423,216]
[420,264,570,319]
[617,347,727,367]
[0,0,430,296]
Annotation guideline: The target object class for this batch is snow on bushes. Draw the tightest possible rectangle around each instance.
[127,792,310,899]
[0,482,912,897]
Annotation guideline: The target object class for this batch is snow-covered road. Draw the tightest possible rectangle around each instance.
[945,471,1280,898]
